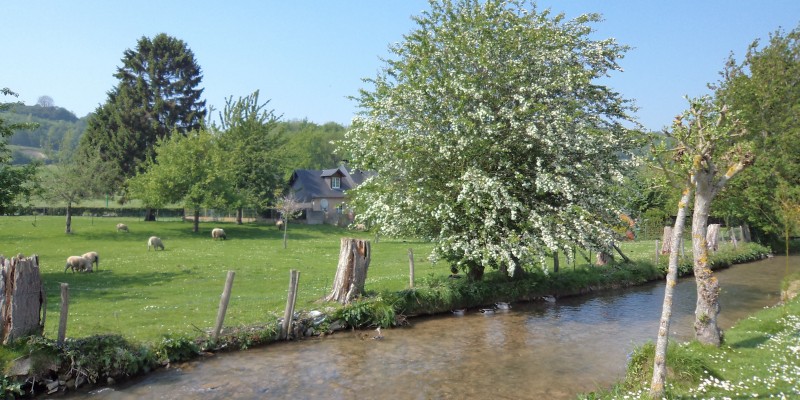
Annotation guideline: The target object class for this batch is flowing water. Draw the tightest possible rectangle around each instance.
[72,256,797,399]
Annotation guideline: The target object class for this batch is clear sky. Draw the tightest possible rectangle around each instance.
[3,1,799,132]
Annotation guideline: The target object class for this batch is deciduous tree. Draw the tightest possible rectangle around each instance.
[713,25,800,242]
[127,129,229,233]
[649,96,752,398]
[38,141,118,233]
[341,0,639,278]
[215,90,283,223]
[0,88,39,214]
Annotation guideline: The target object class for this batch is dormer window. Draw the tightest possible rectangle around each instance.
[331,176,341,189]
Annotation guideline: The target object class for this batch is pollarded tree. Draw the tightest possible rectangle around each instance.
[215,90,284,223]
[0,88,39,215]
[341,0,639,279]
[649,95,753,398]
[127,129,230,233]
[79,33,206,199]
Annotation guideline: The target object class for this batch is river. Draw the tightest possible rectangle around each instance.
[71,256,797,399]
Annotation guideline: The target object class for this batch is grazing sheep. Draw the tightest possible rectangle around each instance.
[276,220,284,230]
[351,223,367,231]
[211,228,227,240]
[82,251,99,271]
[116,223,129,232]
[64,255,93,273]
[147,236,165,251]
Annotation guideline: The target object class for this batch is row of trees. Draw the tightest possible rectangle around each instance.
[4,33,348,231]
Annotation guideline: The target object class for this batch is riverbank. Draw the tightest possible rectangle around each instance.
[1,241,771,397]
[581,271,800,399]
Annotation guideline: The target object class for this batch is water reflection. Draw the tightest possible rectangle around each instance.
[71,256,796,399]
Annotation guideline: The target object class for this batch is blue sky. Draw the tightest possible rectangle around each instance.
[3,1,799,132]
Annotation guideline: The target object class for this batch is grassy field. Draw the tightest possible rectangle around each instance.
[1,216,442,342]
[0,216,688,344]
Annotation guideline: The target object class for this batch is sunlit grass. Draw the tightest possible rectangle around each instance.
[1,216,440,343]
[0,215,713,345]
[583,295,800,399]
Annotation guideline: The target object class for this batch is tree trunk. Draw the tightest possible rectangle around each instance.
[236,207,243,225]
[706,224,720,252]
[660,226,673,254]
[282,220,288,249]
[1,255,45,344]
[193,208,200,233]
[729,226,738,248]
[742,223,751,242]
[144,208,157,221]
[325,238,371,304]
[553,251,559,273]
[65,203,72,234]
[692,176,722,346]
[650,186,693,398]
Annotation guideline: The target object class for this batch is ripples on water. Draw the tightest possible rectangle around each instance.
[69,256,796,400]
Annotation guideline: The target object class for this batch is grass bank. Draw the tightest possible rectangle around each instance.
[581,286,800,399]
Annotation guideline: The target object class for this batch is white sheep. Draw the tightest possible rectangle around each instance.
[82,251,99,271]
[147,236,165,251]
[211,228,227,240]
[116,223,129,232]
[276,220,284,230]
[64,255,93,273]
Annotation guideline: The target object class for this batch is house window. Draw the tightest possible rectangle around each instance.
[336,204,344,214]
[331,176,341,189]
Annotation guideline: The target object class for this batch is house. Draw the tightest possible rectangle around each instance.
[288,165,374,225]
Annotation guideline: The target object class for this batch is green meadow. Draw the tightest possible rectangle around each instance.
[1,215,704,344]
[1,216,439,342]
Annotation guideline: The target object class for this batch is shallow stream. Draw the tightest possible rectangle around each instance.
[70,256,798,399]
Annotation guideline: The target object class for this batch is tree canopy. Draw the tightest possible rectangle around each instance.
[215,90,284,217]
[127,129,229,232]
[78,33,206,188]
[713,25,800,241]
[341,0,639,278]
[0,88,39,214]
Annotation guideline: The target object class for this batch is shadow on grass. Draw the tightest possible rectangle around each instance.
[40,267,197,304]
[728,334,771,349]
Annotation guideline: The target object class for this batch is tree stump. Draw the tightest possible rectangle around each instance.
[325,238,371,304]
[660,226,673,254]
[595,251,611,266]
[1,254,45,344]
[706,224,720,252]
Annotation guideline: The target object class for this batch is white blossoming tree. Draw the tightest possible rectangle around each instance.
[341,0,640,279]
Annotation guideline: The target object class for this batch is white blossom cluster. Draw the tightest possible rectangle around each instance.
[341,0,640,274]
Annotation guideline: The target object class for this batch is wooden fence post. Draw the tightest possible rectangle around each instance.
[58,283,69,346]
[408,248,415,288]
[280,269,300,340]
[655,240,660,264]
[553,251,559,273]
[213,271,235,340]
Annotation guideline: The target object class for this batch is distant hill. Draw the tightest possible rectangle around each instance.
[0,104,88,162]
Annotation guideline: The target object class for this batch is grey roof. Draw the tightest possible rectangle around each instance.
[289,165,375,203]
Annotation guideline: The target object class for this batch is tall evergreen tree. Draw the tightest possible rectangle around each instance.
[79,33,206,189]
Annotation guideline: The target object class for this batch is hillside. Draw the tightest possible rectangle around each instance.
[0,104,87,163]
